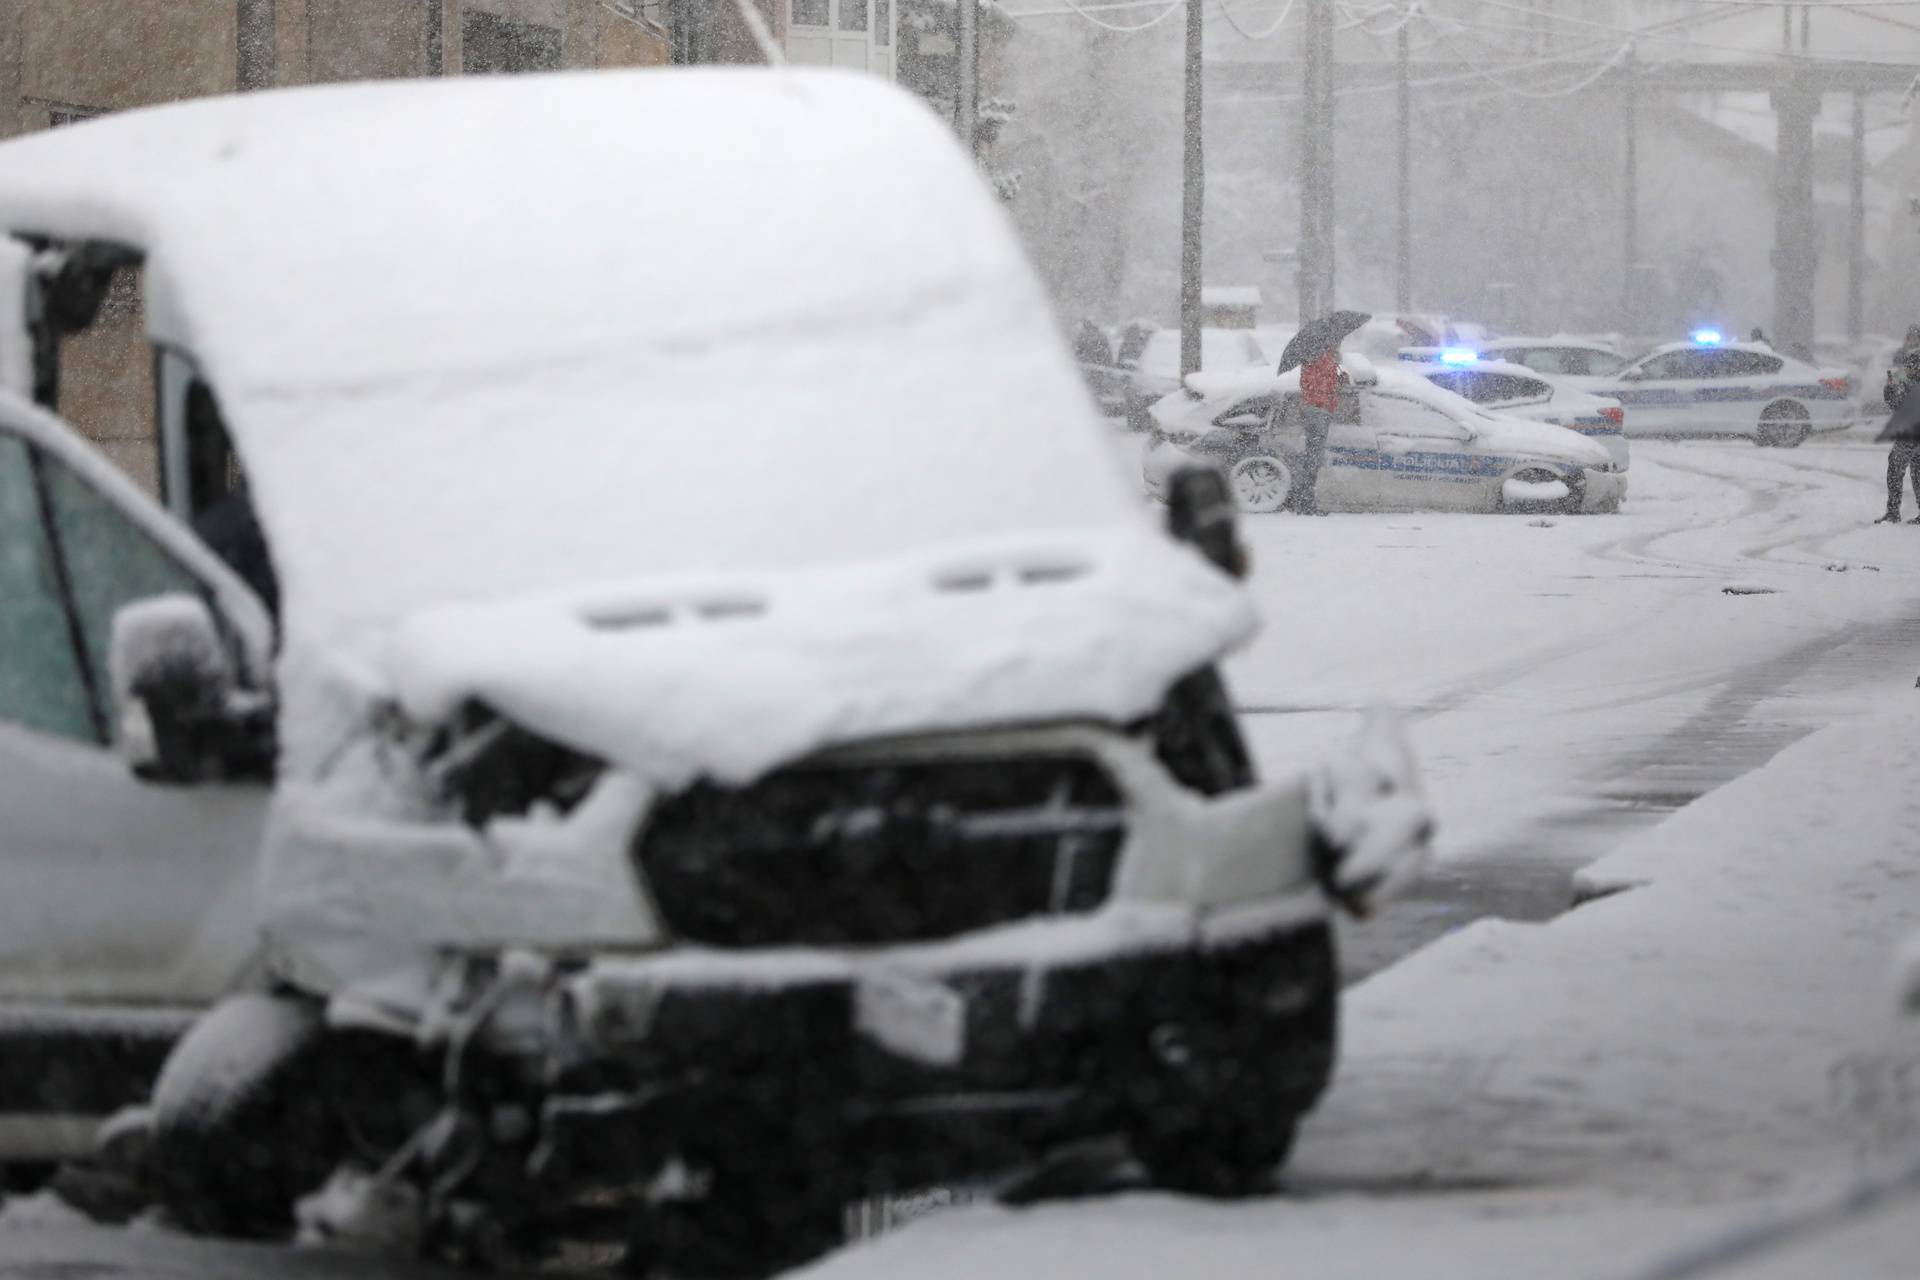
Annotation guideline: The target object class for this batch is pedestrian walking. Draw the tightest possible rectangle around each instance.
[1277,310,1370,515]
[1295,349,1338,514]
[1876,326,1920,524]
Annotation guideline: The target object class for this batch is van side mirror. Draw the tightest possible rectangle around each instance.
[110,595,274,784]
[1166,467,1248,579]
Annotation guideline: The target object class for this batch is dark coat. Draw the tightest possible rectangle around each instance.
[1880,349,1920,442]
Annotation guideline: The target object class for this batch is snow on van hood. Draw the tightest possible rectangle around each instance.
[368,529,1257,790]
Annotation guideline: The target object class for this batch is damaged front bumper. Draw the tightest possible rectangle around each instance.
[355,719,1427,1211]
[439,910,1339,1207]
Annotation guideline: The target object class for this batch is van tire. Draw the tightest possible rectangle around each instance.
[147,994,340,1239]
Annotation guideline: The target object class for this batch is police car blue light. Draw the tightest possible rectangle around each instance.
[1691,329,1724,346]
[1439,347,1478,365]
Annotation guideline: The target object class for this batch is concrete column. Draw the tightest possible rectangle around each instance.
[1848,91,1866,342]
[427,0,446,74]
[1179,0,1203,377]
[1298,0,1335,321]
[1771,82,1818,357]
[1623,46,1641,332]
[0,1,23,138]
[238,0,276,90]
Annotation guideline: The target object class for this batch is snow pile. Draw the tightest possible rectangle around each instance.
[294,1168,422,1256]
[1501,476,1572,506]
[149,995,312,1123]
[803,708,1920,1279]
[0,1193,92,1230]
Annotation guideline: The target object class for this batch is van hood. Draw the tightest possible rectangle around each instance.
[345,528,1256,791]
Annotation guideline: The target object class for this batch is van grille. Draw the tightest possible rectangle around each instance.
[633,755,1126,948]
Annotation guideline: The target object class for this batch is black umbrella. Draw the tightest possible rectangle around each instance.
[1881,378,1920,443]
[1277,310,1372,374]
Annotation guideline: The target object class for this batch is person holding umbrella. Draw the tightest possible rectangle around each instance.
[1877,326,1920,524]
[1277,311,1371,515]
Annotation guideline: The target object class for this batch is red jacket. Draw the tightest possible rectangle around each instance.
[1300,351,1340,412]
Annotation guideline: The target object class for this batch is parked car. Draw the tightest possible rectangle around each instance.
[1396,354,1630,472]
[0,70,1431,1276]
[1142,358,1624,515]
[1476,336,1634,394]
[1585,335,1860,446]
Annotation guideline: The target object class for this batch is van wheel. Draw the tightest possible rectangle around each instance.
[1228,455,1293,514]
[1125,927,1337,1198]
[148,995,342,1239]
[1758,402,1810,448]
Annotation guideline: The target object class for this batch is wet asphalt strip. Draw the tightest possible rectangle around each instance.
[1315,602,1920,987]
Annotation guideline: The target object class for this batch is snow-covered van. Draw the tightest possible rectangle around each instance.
[0,70,1430,1273]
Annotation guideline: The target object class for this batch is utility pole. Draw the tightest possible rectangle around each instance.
[1395,12,1411,312]
[957,0,980,158]
[237,0,276,91]
[1622,43,1639,332]
[1849,91,1866,342]
[1772,77,1818,355]
[1179,0,1204,377]
[1299,0,1336,322]
[427,0,446,76]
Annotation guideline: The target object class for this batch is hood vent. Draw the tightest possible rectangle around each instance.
[582,595,770,631]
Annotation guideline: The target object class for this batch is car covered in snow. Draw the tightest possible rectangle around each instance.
[1586,335,1860,446]
[0,70,1431,1274]
[1475,336,1633,394]
[1141,358,1624,515]
[1108,326,1271,428]
[1395,354,1630,472]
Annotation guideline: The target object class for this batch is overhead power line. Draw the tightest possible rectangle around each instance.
[1217,0,1300,40]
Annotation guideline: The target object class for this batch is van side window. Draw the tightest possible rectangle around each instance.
[0,435,99,743]
[38,452,209,727]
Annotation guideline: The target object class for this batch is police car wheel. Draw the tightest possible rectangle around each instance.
[1227,455,1293,514]
[1757,402,1810,449]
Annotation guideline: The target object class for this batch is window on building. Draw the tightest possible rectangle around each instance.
[53,257,160,494]
[793,0,829,25]
[875,0,890,44]
[841,0,869,31]
[462,11,563,74]
[27,99,104,129]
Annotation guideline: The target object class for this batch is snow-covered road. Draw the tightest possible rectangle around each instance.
[5,432,1918,1277]
[1224,433,1920,978]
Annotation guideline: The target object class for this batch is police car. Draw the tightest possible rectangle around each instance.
[1587,331,1860,447]
[1398,350,1630,471]
[1476,336,1632,394]
[1142,357,1624,515]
